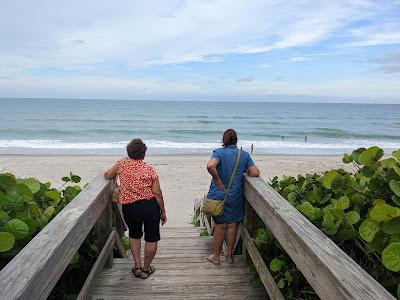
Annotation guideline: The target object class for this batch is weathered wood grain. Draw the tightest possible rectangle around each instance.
[0,174,111,300]
[77,230,116,300]
[241,225,284,300]
[244,175,394,300]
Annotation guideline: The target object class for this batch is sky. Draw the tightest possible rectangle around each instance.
[0,0,400,103]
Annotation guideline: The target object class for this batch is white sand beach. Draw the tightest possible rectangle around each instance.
[0,154,351,227]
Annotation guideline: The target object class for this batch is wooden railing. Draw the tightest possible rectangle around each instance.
[194,175,395,300]
[0,175,126,300]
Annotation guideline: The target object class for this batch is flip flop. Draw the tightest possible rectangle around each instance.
[131,267,142,278]
[207,254,220,266]
[141,266,155,279]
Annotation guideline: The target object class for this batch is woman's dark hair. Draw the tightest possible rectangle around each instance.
[127,138,147,160]
[222,129,238,147]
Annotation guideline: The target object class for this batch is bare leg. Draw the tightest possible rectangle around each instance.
[226,223,238,263]
[130,238,141,268]
[142,242,157,272]
[210,223,226,264]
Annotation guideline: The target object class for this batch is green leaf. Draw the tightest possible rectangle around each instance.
[333,196,350,210]
[359,219,381,242]
[4,219,29,240]
[358,146,384,166]
[390,180,400,197]
[351,148,366,164]
[393,150,400,162]
[0,211,11,227]
[343,153,353,164]
[323,171,339,189]
[15,183,33,202]
[18,216,37,235]
[45,190,60,204]
[383,217,400,234]
[346,211,360,225]
[390,233,400,244]
[298,202,315,219]
[27,202,41,219]
[3,192,25,211]
[370,204,399,222]
[0,173,16,193]
[278,278,285,289]
[62,176,70,182]
[270,258,284,272]
[285,271,293,283]
[382,242,400,272]
[37,215,48,229]
[44,206,55,219]
[121,235,129,250]
[0,231,15,252]
[381,158,397,168]
[20,178,40,194]
[393,166,400,177]
[70,174,81,183]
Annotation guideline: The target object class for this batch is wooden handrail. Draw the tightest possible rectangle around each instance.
[0,174,125,300]
[243,175,394,300]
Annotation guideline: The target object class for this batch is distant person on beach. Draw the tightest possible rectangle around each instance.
[104,138,167,279]
[281,136,284,141]
[250,143,254,155]
[305,136,307,143]
[206,129,260,265]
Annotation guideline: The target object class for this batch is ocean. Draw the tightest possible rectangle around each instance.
[0,98,399,155]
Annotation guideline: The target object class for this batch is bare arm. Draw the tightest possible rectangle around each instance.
[152,178,167,224]
[247,165,260,177]
[104,164,118,180]
[207,158,224,189]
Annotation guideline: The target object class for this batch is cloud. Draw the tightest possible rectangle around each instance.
[0,0,395,71]
[288,56,311,62]
[370,49,400,73]
[236,76,254,82]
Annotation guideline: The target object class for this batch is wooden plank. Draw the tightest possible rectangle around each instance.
[241,225,284,300]
[244,175,394,300]
[77,230,116,300]
[0,174,111,300]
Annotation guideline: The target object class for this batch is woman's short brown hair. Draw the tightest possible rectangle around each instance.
[222,129,238,147]
[127,138,147,160]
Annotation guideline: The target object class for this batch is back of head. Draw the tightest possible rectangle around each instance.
[127,138,147,160]
[222,129,238,147]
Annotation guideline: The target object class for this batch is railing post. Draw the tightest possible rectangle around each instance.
[242,201,249,263]
[96,197,113,268]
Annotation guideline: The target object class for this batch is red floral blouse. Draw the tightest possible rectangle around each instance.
[116,157,158,204]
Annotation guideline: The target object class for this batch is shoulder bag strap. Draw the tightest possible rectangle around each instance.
[223,149,241,201]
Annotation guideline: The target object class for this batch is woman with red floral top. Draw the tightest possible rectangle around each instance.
[105,138,167,279]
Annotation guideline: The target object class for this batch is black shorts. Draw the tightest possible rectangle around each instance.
[122,198,161,242]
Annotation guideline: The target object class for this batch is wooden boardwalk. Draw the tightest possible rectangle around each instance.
[91,227,267,300]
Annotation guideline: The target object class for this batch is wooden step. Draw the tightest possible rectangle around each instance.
[91,227,267,299]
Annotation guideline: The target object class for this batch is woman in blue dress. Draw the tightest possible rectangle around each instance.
[206,129,260,265]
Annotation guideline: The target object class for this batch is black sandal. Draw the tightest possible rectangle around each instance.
[140,266,155,279]
[132,267,142,278]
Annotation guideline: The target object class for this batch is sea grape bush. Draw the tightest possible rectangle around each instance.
[254,146,400,299]
[0,172,102,299]
[0,172,82,258]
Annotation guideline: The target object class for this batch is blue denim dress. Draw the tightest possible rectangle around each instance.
[207,145,255,224]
